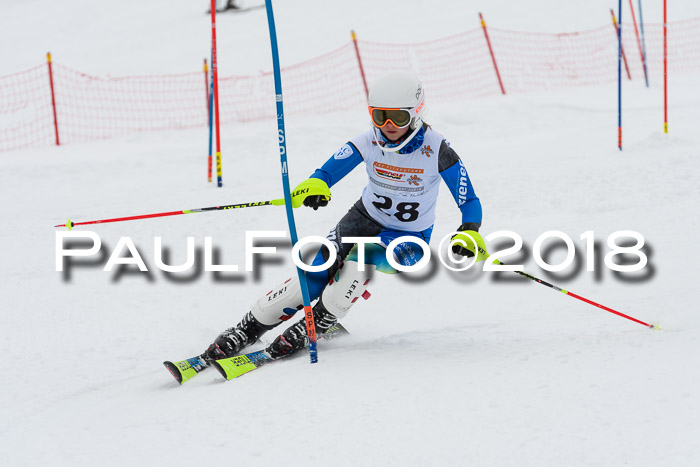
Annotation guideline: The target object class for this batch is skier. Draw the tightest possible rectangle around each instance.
[209,0,240,13]
[205,71,484,361]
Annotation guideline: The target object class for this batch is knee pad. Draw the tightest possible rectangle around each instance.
[250,276,303,327]
[321,259,374,320]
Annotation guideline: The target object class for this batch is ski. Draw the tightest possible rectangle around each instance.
[210,349,274,380]
[163,323,348,384]
[212,322,349,380]
[163,355,209,385]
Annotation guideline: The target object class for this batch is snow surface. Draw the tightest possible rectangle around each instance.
[1,1,700,466]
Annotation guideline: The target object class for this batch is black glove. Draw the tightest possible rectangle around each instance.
[304,195,329,210]
[451,222,481,258]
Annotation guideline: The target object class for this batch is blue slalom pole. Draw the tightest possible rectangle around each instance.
[264,0,318,363]
[207,49,215,182]
[617,0,623,151]
[637,0,649,87]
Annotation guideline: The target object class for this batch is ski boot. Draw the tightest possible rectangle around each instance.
[204,311,271,361]
[267,300,339,359]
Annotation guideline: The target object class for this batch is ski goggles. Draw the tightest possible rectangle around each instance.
[369,107,412,129]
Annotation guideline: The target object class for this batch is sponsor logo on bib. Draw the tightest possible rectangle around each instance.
[373,162,423,184]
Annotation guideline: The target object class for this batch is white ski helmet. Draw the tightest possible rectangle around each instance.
[367,71,425,152]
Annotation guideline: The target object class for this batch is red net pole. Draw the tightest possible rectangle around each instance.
[204,57,213,183]
[617,0,623,151]
[610,10,632,80]
[350,30,369,102]
[628,0,648,86]
[46,52,60,146]
[203,58,210,114]
[664,0,668,133]
[479,12,506,95]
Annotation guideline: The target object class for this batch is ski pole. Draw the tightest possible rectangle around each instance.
[55,198,285,230]
[492,258,657,329]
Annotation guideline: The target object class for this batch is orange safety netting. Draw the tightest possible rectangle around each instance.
[1,17,698,152]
